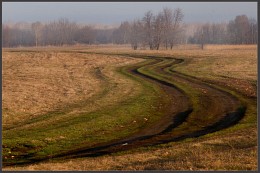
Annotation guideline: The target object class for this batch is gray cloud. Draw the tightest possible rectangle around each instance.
[2,2,257,24]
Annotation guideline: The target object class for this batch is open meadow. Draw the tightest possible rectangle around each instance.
[2,44,257,170]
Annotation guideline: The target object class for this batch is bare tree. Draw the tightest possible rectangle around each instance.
[152,12,164,50]
[169,8,184,49]
[162,8,173,49]
[142,11,154,49]
[1,7,191,48]
[128,7,184,50]
[249,18,258,44]
[228,15,252,44]
[112,21,130,44]
[129,20,143,50]
[2,25,11,47]
[76,25,96,44]
[31,21,42,47]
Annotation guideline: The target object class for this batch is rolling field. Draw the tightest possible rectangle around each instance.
[2,44,257,170]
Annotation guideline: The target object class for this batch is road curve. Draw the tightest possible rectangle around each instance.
[3,54,246,166]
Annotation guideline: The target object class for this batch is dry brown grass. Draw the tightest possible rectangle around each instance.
[86,44,257,97]
[2,50,142,127]
[169,46,257,81]
[167,45,257,98]
[2,44,257,171]
[204,44,257,50]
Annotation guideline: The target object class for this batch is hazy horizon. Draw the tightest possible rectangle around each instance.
[3,2,257,25]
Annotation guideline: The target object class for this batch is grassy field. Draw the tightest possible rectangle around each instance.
[2,44,257,170]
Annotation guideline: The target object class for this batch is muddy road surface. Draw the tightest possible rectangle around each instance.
[4,54,246,166]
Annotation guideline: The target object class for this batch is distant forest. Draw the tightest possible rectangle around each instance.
[2,8,258,49]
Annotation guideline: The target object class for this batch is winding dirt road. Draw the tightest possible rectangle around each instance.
[51,55,245,159]
[4,54,246,166]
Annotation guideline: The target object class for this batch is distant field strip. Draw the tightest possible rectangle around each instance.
[2,51,246,166]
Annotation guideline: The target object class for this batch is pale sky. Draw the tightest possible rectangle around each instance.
[2,2,257,25]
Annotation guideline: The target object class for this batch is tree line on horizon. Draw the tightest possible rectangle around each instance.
[2,8,258,49]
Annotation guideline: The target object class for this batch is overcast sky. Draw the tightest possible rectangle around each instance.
[2,2,257,25]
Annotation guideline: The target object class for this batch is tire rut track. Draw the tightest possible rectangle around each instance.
[4,54,246,166]
[52,55,245,159]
